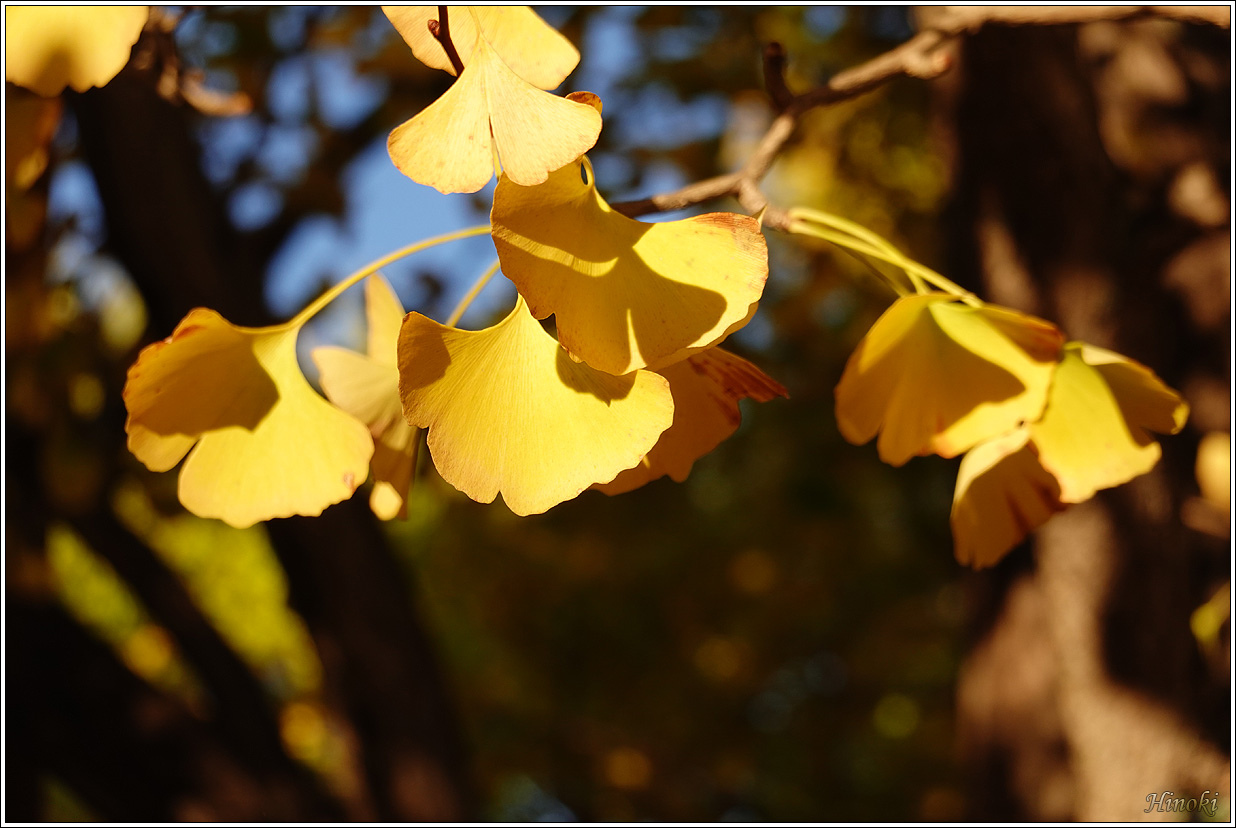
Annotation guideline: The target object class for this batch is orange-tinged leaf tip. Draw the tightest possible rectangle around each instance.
[491,157,769,375]
[835,293,1064,467]
[951,429,1066,569]
[5,6,149,97]
[383,5,580,90]
[566,90,603,114]
[398,297,674,515]
[596,348,787,495]
[124,309,373,528]
[1030,342,1187,504]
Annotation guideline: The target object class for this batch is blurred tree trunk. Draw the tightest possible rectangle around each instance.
[6,30,474,821]
[934,17,1230,820]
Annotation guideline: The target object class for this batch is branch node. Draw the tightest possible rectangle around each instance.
[430,6,466,76]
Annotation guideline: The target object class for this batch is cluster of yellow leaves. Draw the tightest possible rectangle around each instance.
[398,149,780,514]
[121,6,785,526]
[119,6,1185,565]
[835,293,1188,568]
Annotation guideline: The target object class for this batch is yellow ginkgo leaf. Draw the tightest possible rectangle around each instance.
[835,293,1064,467]
[387,31,601,194]
[314,275,420,520]
[5,6,148,97]
[398,297,674,516]
[596,348,788,495]
[383,5,579,90]
[491,157,769,376]
[1030,342,1188,503]
[951,429,1065,569]
[124,308,373,528]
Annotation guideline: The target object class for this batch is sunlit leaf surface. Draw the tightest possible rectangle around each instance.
[1030,342,1187,503]
[398,297,673,515]
[124,308,373,528]
[384,5,579,89]
[492,157,768,375]
[835,294,1064,466]
[387,24,601,193]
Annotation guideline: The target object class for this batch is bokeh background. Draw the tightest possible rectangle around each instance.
[5,6,1230,821]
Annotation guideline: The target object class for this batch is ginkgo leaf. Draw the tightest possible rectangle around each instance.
[491,157,769,376]
[314,275,420,520]
[387,32,601,194]
[596,348,788,495]
[834,293,1064,467]
[1030,342,1188,503]
[5,6,148,97]
[124,308,373,528]
[398,297,674,516]
[383,5,579,90]
[951,429,1065,569]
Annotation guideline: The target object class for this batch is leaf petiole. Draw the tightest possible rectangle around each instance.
[445,258,502,327]
[787,207,980,306]
[289,224,492,328]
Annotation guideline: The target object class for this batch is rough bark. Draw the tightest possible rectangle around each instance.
[939,20,1230,821]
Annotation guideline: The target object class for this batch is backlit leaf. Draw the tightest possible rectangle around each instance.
[398,297,674,516]
[1030,343,1187,503]
[491,157,768,375]
[835,294,1064,466]
[387,32,601,194]
[383,5,579,89]
[124,309,373,528]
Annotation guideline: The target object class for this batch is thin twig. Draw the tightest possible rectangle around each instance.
[429,5,466,76]
[612,4,1229,229]
[762,42,794,112]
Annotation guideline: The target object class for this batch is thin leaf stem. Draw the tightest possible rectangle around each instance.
[445,258,502,327]
[289,225,491,328]
[788,208,981,305]
[787,220,913,296]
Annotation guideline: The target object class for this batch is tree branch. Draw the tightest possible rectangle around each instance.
[612,4,1229,229]
[429,6,466,76]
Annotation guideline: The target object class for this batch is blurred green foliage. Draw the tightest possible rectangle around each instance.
[112,481,322,700]
[48,522,202,704]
